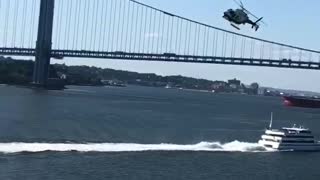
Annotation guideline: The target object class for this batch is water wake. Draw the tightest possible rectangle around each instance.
[0,141,272,154]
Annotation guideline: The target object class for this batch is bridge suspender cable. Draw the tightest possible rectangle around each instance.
[129,0,320,54]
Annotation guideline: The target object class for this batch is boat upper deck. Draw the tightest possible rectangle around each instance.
[265,126,313,137]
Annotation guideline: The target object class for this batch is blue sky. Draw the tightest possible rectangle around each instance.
[52,0,319,91]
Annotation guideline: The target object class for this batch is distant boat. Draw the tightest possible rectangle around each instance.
[283,96,320,108]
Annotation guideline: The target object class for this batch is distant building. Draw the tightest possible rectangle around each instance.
[228,78,241,88]
[211,81,227,89]
[211,81,228,92]
[258,88,265,95]
[263,89,282,96]
[228,78,241,85]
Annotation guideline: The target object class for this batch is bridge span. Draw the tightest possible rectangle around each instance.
[0,0,319,86]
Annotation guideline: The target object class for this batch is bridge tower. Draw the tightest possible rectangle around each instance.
[33,0,55,87]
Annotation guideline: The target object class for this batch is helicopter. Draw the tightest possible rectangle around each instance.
[223,0,265,31]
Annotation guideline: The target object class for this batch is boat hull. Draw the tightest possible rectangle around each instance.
[283,96,320,108]
[259,140,320,151]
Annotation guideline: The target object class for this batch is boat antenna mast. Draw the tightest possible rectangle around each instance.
[269,112,273,129]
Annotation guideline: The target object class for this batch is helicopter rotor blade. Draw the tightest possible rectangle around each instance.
[246,9,260,20]
[233,0,243,8]
[233,0,267,26]
[239,1,267,26]
[240,0,244,8]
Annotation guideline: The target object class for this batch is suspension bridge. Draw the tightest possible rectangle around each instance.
[0,0,319,87]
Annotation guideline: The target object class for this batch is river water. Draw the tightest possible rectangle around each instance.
[0,85,319,179]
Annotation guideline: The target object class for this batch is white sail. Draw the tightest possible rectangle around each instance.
[269,112,273,129]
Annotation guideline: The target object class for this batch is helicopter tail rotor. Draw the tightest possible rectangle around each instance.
[253,24,259,31]
[252,17,263,31]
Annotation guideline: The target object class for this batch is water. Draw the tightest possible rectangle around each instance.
[0,85,320,179]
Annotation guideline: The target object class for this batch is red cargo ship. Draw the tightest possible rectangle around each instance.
[283,96,320,108]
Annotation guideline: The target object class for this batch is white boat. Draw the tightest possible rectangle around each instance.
[258,113,320,151]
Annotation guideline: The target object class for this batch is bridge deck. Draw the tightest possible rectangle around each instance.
[1,47,319,70]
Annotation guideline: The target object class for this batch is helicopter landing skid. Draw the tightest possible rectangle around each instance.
[230,23,240,30]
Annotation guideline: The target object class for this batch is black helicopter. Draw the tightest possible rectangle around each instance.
[223,0,265,31]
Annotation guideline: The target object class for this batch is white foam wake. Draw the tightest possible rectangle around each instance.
[0,141,271,154]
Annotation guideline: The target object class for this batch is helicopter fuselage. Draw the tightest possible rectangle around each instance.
[223,9,250,24]
[223,1,264,31]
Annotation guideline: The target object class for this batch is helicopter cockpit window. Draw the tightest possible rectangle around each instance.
[229,10,235,17]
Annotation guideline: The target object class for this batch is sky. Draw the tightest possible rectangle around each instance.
[51,0,319,92]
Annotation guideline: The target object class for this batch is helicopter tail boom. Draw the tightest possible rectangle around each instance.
[254,17,263,24]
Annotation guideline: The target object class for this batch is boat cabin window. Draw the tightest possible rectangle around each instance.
[299,130,311,134]
[282,129,311,134]
[288,130,297,134]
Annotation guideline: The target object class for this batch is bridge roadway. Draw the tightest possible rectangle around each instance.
[1,47,319,70]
